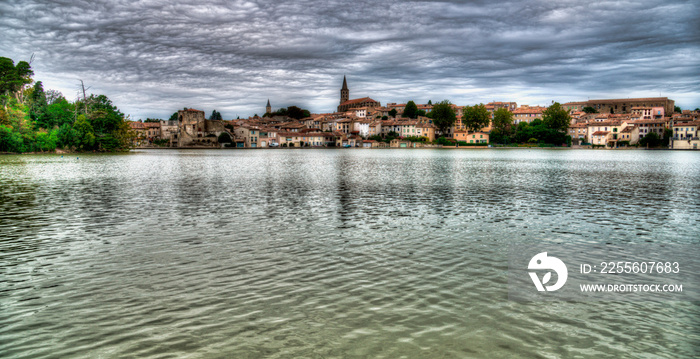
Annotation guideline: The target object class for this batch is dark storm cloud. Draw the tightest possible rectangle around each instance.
[1,0,698,119]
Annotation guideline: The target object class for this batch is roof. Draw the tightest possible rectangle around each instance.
[587,97,669,104]
[340,97,379,106]
[592,131,609,136]
[181,108,204,113]
[129,121,146,129]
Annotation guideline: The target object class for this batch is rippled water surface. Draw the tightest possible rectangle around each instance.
[1,149,699,358]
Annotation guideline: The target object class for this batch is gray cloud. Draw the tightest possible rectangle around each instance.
[1,0,698,119]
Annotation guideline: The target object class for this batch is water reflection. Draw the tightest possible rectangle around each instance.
[0,149,698,358]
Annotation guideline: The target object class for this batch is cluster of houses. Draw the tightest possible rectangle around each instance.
[128,77,700,150]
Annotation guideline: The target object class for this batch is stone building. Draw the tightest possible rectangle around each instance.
[562,97,675,116]
[337,76,380,112]
[177,108,226,147]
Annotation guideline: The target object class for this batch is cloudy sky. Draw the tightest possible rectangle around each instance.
[1,0,699,120]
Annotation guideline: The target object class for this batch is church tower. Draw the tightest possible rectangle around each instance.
[266,99,271,114]
[340,76,349,105]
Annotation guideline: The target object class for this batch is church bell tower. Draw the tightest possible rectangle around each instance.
[266,99,271,114]
[340,76,349,105]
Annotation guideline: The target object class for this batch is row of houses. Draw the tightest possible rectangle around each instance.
[566,111,700,149]
[129,96,697,150]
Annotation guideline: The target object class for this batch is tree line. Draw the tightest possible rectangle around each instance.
[0,56,132,153]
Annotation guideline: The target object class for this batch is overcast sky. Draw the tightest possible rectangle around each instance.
[1,0,699,120]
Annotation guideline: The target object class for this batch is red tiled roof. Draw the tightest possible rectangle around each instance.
[340,97,379,106]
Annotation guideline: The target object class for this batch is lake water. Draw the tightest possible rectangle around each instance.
[1,149,698,358]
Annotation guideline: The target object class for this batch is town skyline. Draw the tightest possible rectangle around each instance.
[2,0,698,120]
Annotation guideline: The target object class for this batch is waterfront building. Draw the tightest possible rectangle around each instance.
[670,120,700,149]
[513,105,546,124]
[568,123,588,144]
[337,76,380,112]
[176,108,226,147]
[234,125,261,148]
[562,97,674,116]
[453,131,489,144]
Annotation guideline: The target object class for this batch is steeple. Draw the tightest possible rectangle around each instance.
[340,76,349,105]
[266,99,271,114]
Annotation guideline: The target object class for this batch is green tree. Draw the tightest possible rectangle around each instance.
[35,129,58,152]
[218,132,232,143]
[46,98,74,127]
[639,131,661,147]
[492,108,514,135]
[144,118,161,123]
[662,128,672,147]
[462,103,490,133]
[84,94,130,150]
[403,101,417,119]
[415,109,426,117]
[431,100,457,136]
[73,115,95,150]
[674,106,682,113]
[0,57,33,101]
[542,103,571,132]
[29,81,50,128]
[57,123,78,149]
[209,110,222,121]
[582,106,598,114]
[388,109,397,118]
[427,100,432,105]
[168,112,178,121]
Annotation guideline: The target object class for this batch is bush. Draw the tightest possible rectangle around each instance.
[218,132,232,143]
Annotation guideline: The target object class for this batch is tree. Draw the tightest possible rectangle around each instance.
[29,81,49,129]
[403,101,417,119]
[45,89,64,105]
[388,109,397,118]
[462,103,490,133]
[209,110,222,121]
[0,57,33,102]
[144,118,160,123]
[582,106,598,114]
[381,115,388,120]
[46,98,74,127]
[218,132,232,143]
[639,131,661,147]
[168,112,178,121]
[73,115,95,150]
[427,100,432,105]
[431,100,457,136]
[542,102,571,132]
[662,128,672,147]
[674,106,682,113]
[415,109,426,117]
[57,123,78,149]
[492,108,514,135]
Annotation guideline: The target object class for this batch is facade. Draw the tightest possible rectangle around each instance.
[562,97,674,116]
[337,76,380,112]
[671,120,700,149]
[177,108,226,147]
[454,131,489,144]
[513,105,546,124]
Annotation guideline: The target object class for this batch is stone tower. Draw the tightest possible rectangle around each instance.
[340,76,349,105]
[266,99,271,114]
